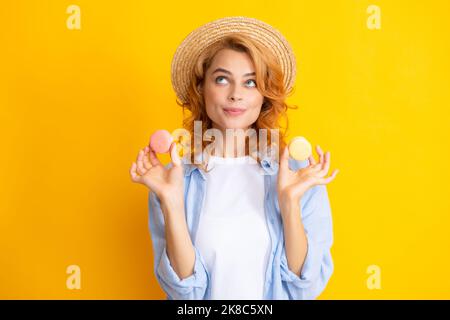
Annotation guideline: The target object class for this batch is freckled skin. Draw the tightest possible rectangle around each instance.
[201,49,264,133]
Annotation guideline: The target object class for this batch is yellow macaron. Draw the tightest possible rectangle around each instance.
[288,136,312,161]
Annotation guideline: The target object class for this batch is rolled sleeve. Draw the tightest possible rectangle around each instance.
[280,184,334,299]
[148,190,209,300]
[156,245,209,299]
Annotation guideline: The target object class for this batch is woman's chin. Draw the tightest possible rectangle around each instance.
[220,120,250,131]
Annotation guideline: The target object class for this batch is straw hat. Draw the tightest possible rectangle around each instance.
[170,16,297,105]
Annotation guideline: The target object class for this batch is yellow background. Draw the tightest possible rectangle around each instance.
[1,0,449,299]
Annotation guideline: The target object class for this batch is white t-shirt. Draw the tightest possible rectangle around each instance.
[193,155,272,300]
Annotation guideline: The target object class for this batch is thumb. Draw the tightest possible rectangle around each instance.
[170,142,182,167]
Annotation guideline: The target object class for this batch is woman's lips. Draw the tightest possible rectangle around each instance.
[223,108,246,116]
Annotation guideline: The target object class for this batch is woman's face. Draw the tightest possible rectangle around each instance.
[202,48,264,133]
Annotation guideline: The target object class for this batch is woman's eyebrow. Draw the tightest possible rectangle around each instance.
[212,68,255,77]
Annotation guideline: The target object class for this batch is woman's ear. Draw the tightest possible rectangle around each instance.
[197,83,203,94]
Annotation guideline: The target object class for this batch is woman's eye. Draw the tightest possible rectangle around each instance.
[215,77,256,87]
[246,79,257,87]
[215,76,228,84]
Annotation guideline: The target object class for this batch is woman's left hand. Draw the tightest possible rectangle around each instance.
[277,144,339,207]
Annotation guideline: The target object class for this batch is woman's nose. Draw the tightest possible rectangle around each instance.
[228,85,243,102]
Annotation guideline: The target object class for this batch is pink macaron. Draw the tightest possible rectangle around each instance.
[149,130,174,154]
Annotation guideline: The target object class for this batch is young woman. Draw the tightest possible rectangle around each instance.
[130,16,339,300]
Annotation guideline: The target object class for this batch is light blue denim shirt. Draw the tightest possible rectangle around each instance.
[147,152,334,300]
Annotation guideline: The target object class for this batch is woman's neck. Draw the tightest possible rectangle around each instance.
[208,124,258,158]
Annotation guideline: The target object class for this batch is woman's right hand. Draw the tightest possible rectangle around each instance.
[130,142,184,206]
